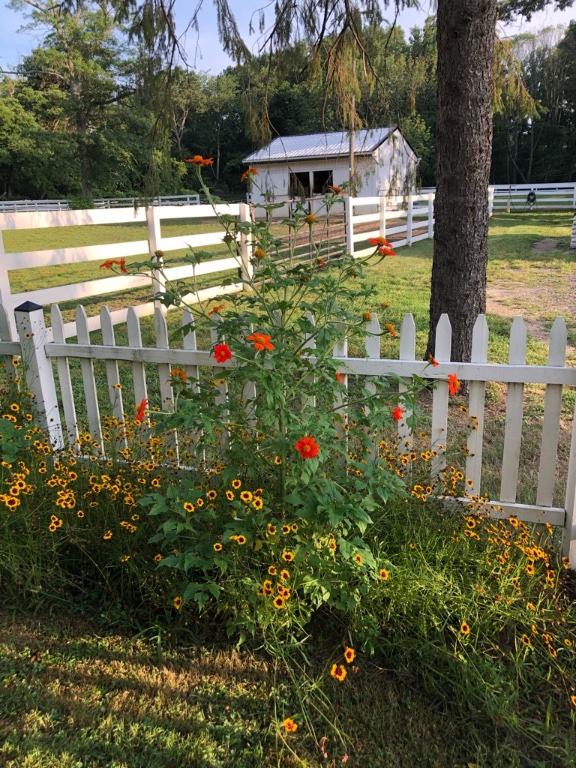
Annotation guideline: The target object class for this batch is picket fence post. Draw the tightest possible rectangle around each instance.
[345,197,354,257]
[406,194,413,246]
[15,301,63,450]
[379,192,387,241]
[239,203,254,285]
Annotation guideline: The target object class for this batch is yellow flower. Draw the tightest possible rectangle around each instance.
[240,491,253,503]
[273,595,286,609]
[521,634,531,647]
[173,596,183,610]
[232,479,242,489]
[103,530,113,540]
[354,553,363,566]
[236,535,247,545]
[283,717,298,733]
[379,568,389,581]
[154,554,163,562]
[207,490,217,500]
[280,569,290,581]
[330,663,347,682]
[282,551,295,563]
[304,214,317,224]
[183,502,195,513]
[226,490,234,501]
[343,647,355,664]
[213,542,223,552]
[460,622,471,636]
[252,497,264,510]
[267,524,277,536]
[268,565,277,576]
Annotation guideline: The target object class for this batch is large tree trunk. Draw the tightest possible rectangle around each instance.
[427,0,498,364]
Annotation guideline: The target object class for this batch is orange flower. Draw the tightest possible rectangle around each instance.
[254,247,266,259]
[185,155,213,166]
[344,647,355,664]
[100,258,127,273]
[368,236,392,247]
[241,167,258,181]
[171,367,187,383]
[135,398,148,423]
[283,717,298,733]
[392,406,403,421]
[448,373,461,396]
[330,663,347,682]
[378,245,396,256]
[428,354,439,367]
[214,343,232,363]
[294,436,319,459]
[246,333,274,351]
[385,323,397,338]
[208,303,225,316]
[304,214,317,224]
[328,185,343,194]
[335,372,345,384]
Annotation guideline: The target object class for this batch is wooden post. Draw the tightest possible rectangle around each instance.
[345,196,354,258]
[406,194,413,246]
[147,205,166,312]
[239,203,254,286]
[15,301,63,450]
[379,191,387,240]
[428,192,434,238]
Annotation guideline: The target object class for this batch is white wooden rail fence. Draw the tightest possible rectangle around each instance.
[0,203,253,339]
[1,300,575,566]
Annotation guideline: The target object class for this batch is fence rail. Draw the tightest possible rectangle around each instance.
[2,300,575,566]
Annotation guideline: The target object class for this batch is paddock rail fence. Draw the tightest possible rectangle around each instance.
[1,300,575,566]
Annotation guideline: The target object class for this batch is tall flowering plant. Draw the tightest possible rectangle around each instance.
[134,160,426,637]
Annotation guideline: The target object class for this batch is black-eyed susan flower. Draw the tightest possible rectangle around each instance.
[354,553,363,566]
[282,551,295,562]
[273,595,286,609]
[460,622,471,636]
[570,695,576,708]
[521,634,531,647]
[280,569,290,581]
[252,497,264,510]
[268,565,277,576]
[173,596,183,610]
[236,535,247,545]
[282,524,291,535]
[207,490,217,500]
[344,647,355,664]
[213,542,223,552]
[226,490,234,501]
[232,479,242,489]
[154,554,163,562]
[267,524,277,536]
[103,530,113,540]
[330,664,347,682]
[240,490,253,503]
[274,456,282,465]
[379,568,390,581]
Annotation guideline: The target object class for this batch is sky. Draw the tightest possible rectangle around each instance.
[0,0,575,74]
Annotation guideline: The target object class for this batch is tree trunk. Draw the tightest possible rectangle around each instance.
[427,0,498,364]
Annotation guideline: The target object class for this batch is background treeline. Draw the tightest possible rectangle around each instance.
[1,0,575,201]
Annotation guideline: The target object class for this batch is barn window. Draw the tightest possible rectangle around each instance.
[289,172,310,199]
[313,170,333,194]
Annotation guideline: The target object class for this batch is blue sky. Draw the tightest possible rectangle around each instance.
[0,0,574,74]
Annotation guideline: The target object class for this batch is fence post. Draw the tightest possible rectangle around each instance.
[239,203,254,286]
[0,230,15,337]
[147,206,166,313]
[15,301,63,450]
[345,196,354,257]
[406,194,413,246]
[428,192,434,238]
[488,187,494,217]
[379,192,387,240]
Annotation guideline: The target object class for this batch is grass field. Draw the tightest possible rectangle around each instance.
[2,210,576,768]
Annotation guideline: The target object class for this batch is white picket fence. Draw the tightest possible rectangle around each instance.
[2,299,575,565]
[0,203,253,338]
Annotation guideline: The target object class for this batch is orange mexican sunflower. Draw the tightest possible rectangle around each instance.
[448,373,461,396]
[208,303,225,316]
[241,167,258,181]
[213,343,232,363]
[330,664,347,682]
[100,258,127,273]
[368,236,392,247]
[335,372,345,383]
[385,323,397,338]
[304,214,317,224]
[392,406,403,421]
[134,398,148,424]
[246,333,274,351]
[328,185,343,194]
[294,436,319,459]
[185,155,213,166]
[428,354,439,367]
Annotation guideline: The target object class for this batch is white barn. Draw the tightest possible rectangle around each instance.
[242,127,419,210]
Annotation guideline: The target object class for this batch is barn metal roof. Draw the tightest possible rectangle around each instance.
[243,127,395,164]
